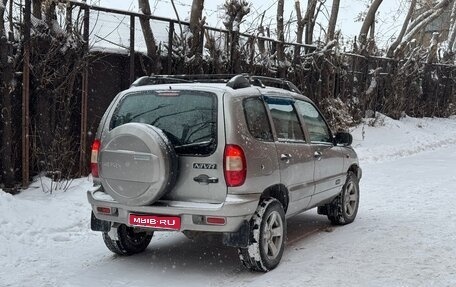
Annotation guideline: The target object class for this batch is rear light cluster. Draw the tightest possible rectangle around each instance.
[96,206,113,214]
[205,216,226,225]
[91,139,101,177]
[224,144,246,187]
[192,215,226,226]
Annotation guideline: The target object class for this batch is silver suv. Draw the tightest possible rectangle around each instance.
[88,74,362,272]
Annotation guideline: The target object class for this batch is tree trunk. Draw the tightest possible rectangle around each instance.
[189,0,205,57]
[294,0,304,63]
[257,11,266,55]
[32,0,42,19]
[447,0,456,54]
[138,0,159,73]
[386,0,416,58]
[45,0,56,27]
[304,0,317,45]
[223,0,250,73]
[277,0,285,65]
[403,1,452,43]
[358,0,383,48]
[406,0,450,34]
[326,0,340,42]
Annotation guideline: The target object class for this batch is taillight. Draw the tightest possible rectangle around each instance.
[224,144,246,187]
[91,139,101,177]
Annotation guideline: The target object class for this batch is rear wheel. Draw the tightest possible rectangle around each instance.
[238,198,286,272]
[102,224,153,255]
[327,171,360,225]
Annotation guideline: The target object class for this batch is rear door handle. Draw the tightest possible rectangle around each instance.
[314,151,322,160]
[193,174,219,185]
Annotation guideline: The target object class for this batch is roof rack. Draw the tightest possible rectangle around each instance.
[130,74,301,94]
[249,76,301,93]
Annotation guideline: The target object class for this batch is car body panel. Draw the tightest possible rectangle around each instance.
[90,79,361,233]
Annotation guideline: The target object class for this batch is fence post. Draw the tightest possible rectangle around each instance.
[22,0,31,188]
[130,15,135,84]
[79,5,89,176]
[168,20,174,74]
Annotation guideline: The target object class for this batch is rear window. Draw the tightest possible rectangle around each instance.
[110,90,217,155]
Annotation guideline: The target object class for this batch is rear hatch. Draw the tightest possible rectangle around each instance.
[107,88,227,204]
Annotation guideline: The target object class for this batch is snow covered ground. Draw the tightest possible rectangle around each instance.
[1,115,456,287]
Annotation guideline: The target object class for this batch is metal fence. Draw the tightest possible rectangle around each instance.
[5,0,456,188]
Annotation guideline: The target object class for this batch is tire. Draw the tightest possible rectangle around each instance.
[102,224,153,255]
[327,171,360,225]
[238,198,286,272]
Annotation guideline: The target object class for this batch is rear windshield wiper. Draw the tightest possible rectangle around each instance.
[130,104,171,121]
[174,139,214,149]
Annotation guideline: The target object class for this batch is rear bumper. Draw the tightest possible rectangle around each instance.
[87,187,261,233]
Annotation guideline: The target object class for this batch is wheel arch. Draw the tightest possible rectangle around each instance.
[260,184,289,213]
[348,164,362,180]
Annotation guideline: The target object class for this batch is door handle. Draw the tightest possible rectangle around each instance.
[193,174,219,184]
[314,151,322,161]
[280,153,292,162]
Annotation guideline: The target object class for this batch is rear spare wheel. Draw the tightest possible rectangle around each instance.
[99,123,178,206]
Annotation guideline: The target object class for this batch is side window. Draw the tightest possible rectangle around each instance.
[243,98,273,141]
[295,100,332,143]
[266,99,305,141]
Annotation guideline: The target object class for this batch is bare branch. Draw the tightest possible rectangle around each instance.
[358,0,383,47]
[387,0,416,58]
[326,0,340,42]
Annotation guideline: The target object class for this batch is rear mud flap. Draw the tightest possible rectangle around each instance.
[223,220,250,248]
[91,212,111,232]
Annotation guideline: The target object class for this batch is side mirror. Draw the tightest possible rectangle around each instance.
[334,132,353,146]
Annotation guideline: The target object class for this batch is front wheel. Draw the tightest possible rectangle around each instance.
[102,224,153,255]
[238,198,286,272]
[327,171,360,225]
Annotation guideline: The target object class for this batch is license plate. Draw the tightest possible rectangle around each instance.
[129,214,181,230]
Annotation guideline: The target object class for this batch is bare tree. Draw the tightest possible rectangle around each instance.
[138,0,159,73]
[305,0,318,45]
[386,0,417,58]
[44,0,56,26]
[189,0,205,63]
[358,0,383,49]
[32,0,42,19]
[170,0,183,38]
[326,0,340,42]
[277,0,285,65]
[257,11,266,55]
[294,0,319,61]
[0,0,6,36]
[223,0,250,73]
[446,0,456,55]
[294,0,305,57]
[403,0,452,43]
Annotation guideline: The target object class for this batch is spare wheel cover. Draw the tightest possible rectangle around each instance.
[99,123,178,206]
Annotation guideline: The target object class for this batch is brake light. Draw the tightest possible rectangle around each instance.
[91,139,101,177]
[224,144,246,187]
